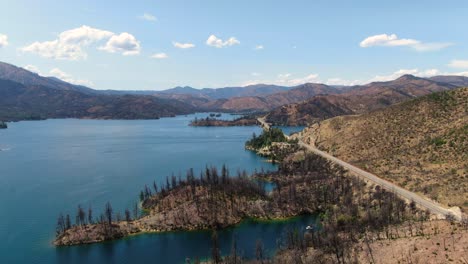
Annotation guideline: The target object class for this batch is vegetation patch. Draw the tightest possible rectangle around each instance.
[245,128,299,162]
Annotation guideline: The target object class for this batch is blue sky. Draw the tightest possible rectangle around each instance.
[1,0,467,90]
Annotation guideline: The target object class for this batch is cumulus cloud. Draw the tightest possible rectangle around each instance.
[450,71,468,77]
[206,35,240,48]
[325,69,446,86]
[243,67,468,87]
[99,32,141,55]
[243,73,320,86]
[448,59,468,69]
[325,78,363,86]
[287,74,320,85]
[255,45,264,50]
[21,26,113,60]
[59,26,114,46]
[360,34,452,52]
[366,69,440,83]
[0,34,8,47]
[22,65,92,86]
[21,25,141,60]
[150,52,168,59]
[49,68,93,86]
[139,13,157,22]
[23,65,41,74]
[277,73,291,79]
[173,42,195,49]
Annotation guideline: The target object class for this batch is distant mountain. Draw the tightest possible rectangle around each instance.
[266,75,458,125]
[0,78,195,121]
[157,84,293,100]
[301,87,468,211]
[159,86,202,95]
[204,83,341,112]
[429,75,468,87]
[2,60,467,122]
[0,61,98,95]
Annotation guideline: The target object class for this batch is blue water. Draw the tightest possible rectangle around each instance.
[273,126,305,136]
[0,114,313,264]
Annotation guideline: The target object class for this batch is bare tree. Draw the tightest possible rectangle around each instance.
[88,206,93,224]
[211,230,221,264]
[125,209,131,222]
[77,205,86,226]
[256,239,265,263]
[105,202,113,225]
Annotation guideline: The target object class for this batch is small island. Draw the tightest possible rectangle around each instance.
[0,121,7,129]
[189,115,259,127]
[245,127,300,162]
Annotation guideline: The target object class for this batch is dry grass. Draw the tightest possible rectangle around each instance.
[302,88,468,212]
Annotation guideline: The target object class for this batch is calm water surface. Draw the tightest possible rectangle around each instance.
[0,114,312,264]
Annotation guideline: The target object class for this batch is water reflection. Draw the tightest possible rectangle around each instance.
[56,215,317,264]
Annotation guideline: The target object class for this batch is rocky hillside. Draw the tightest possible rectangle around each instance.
[267,75,458,125]
[301,88,468,211]
[209,83,341,112]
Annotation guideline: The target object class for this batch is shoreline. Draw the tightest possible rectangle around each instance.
[55,213,316,247]
[54,119,309,247]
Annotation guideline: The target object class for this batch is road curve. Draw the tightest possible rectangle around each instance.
[257,117,462,221]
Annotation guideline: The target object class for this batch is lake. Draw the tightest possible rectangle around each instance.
[0,114,313,264]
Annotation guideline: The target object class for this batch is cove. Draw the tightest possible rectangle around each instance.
[55,215,317,264]
[0,113,311,264]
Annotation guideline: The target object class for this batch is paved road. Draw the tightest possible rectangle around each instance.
[257,117,462,221]
[257,117,270,130]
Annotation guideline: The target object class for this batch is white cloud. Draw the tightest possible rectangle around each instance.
[255,45,264,50]
[139,13,157,22]
[99,32,141,56]
[243,73,319,86]
[360,34,452,52]
[325,69,446,86]
[21,26,113,60]
[244,67,468,87]
[206,34,240,48]
[59,26,114,46]
[287,74,320,85]
[150,52,168,59]
[23,65,41,74]
[450,71,468,77]
[366,68,440,83]
[21,25,141,60]
[0,34,8,47]
[277,73,291,79]
[325,78,362,86]
[448,59,468,69]
[21,65,93,86]
[49,68,93,86]
[173,42,195,49]
[251,72,261,77]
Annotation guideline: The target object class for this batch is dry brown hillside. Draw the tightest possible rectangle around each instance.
[301,87,468,211]
[267,75,458,126]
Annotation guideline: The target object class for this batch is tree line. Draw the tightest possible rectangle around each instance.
[56,201,140,238]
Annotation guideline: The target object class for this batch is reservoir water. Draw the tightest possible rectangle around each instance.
[0,114,313,264]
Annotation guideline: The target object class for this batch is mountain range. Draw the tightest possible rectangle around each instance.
[0,60,467,122]
[0,62,195,121]
[266,74,461,125]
